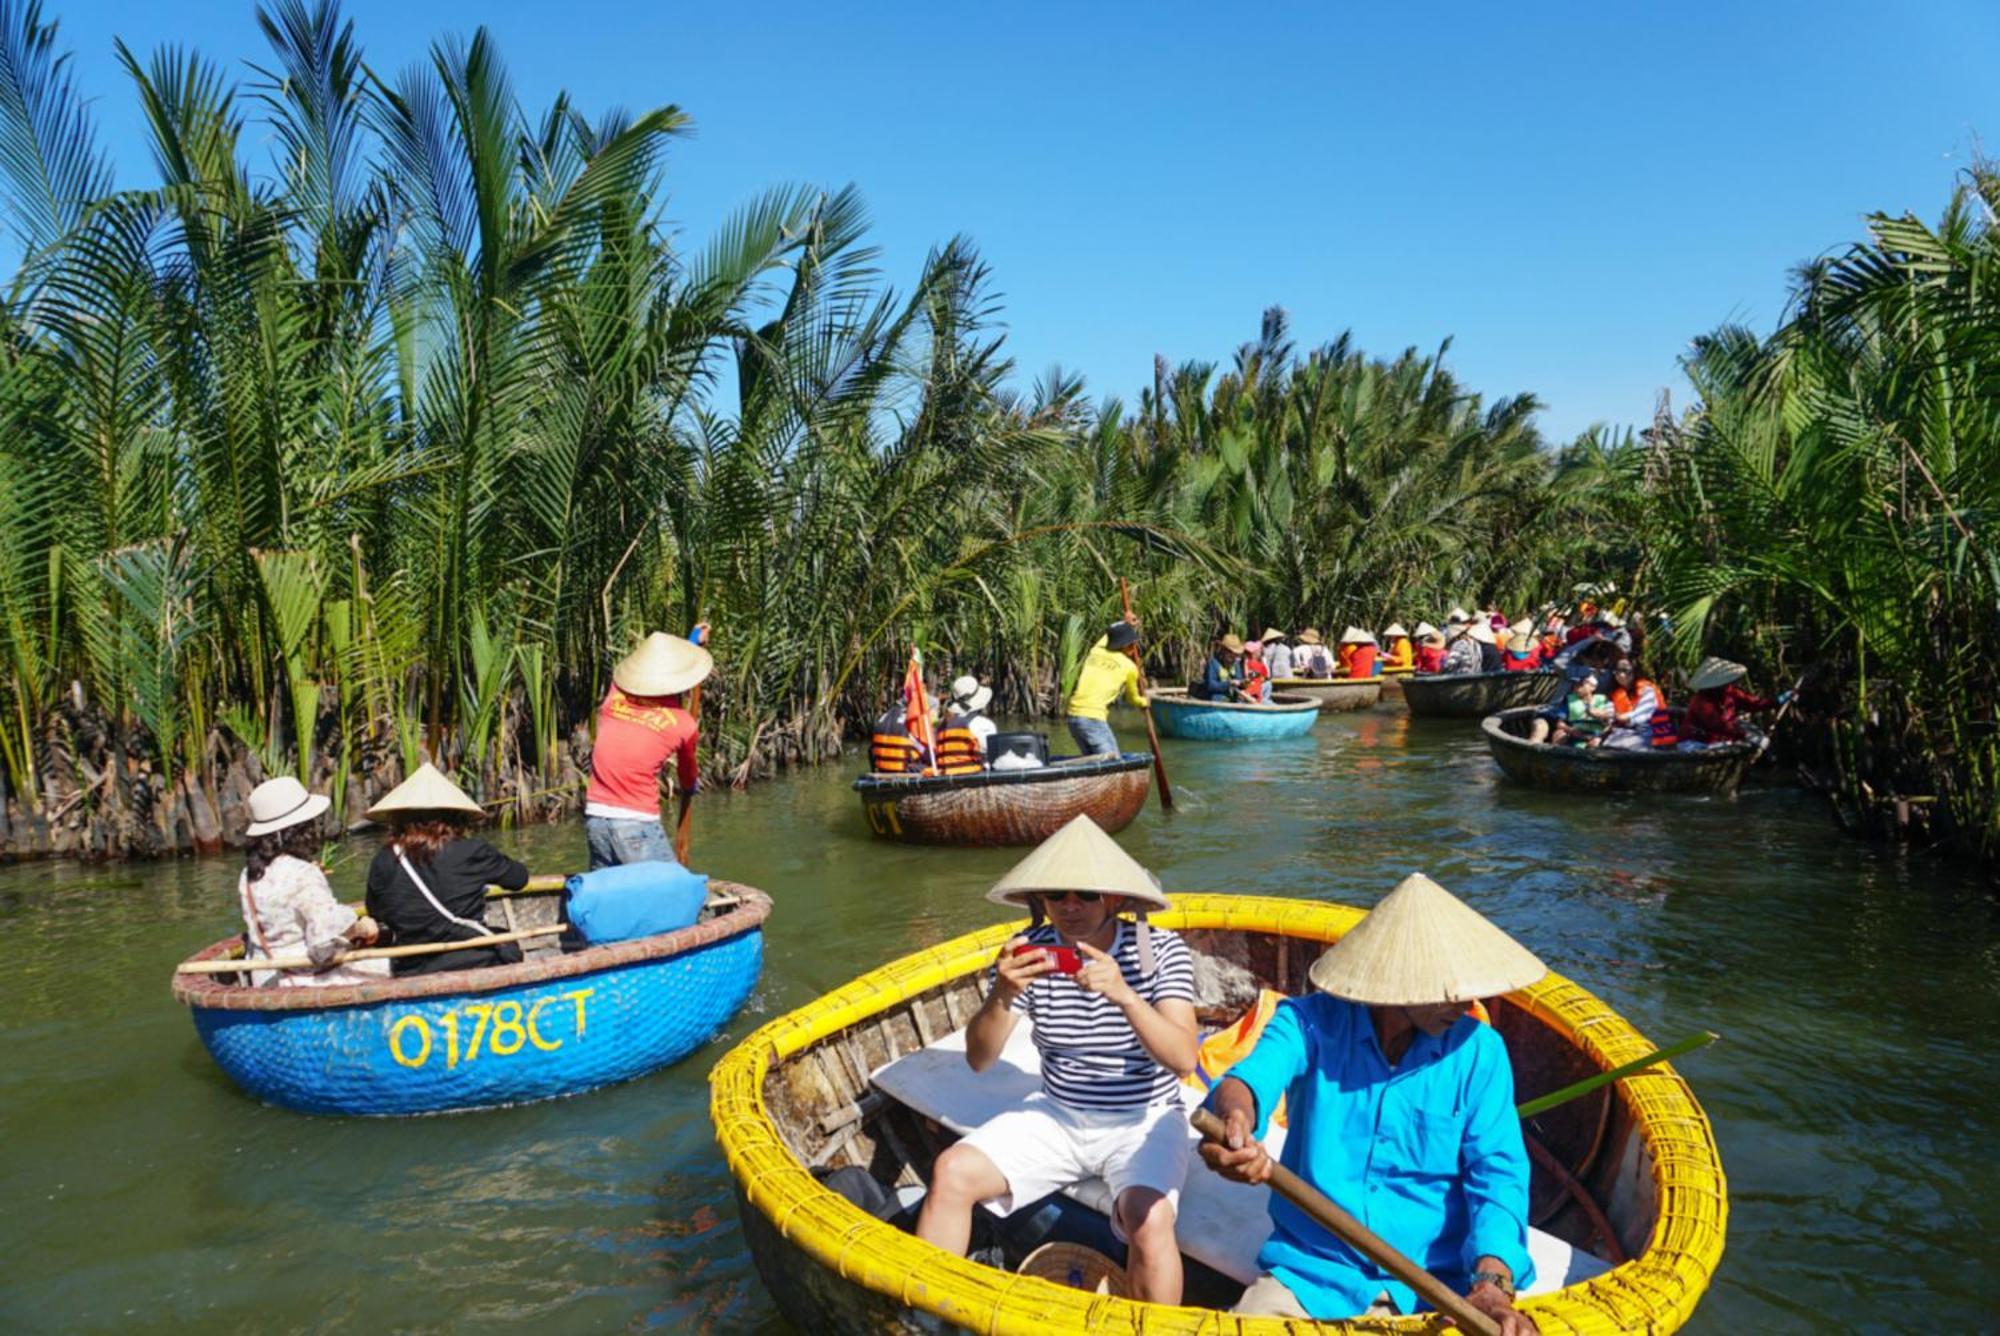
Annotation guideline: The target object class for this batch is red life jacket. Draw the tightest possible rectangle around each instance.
[1346,645,1378,678]
[1242,658,1272,698]
[1502,650,1538,672]
[933,714,985,775]
[869,706,925,774]
[1416,644,1445,673]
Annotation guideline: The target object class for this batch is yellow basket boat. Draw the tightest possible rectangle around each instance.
[710,894,1726,1333]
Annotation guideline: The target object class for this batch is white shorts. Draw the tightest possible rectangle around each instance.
[959,1092,1190,1235]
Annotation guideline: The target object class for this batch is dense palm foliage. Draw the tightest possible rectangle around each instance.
[1637,170,2000,867]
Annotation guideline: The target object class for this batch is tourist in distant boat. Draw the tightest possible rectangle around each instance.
[1066,619,1147,755]
[1292,628,1335,679]
[936,675,998,774]
[1526,633,1618,744]
[1194,634,1256,703]
[1679,657,1787,749]
[917,816,1198,1305]
[365,763,531,977]
[235,777,389,987]
[1381,624,1414,672]
[1550,671,1612,748]
[584,629,713,867]
[1604,659,1675,750]
[1440,614,1481,675]
[1241,638,1274,702]
[1500,628,1541,672]
[1199,873,1543,1331]
[1413,623,1446,674]
[1339,627,1378,679]
[1261,628,1294,680]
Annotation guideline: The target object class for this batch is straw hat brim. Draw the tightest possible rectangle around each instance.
[1216,635,1245,653]
[985,815,1171,911]
[1688,658,1748,691]
[1260,628,1287,643]
[613,632,714,697]
[1308,873,1546,1005]
[1413,622,1438,640]
[1468,623,1497,645]
[366,762,484,820]
[1383,623,1409,639]
[244,789,331,837]
[1297,629,1323,644]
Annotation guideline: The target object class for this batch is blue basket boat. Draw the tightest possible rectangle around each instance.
[172,881,771,1116]
[1146,688,1322,741]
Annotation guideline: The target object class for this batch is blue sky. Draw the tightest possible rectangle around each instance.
[40,0,1999,442]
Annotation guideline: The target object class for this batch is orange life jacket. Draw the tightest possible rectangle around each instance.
[1612,680,1678,747]
[934,713,985,775]
[869,706,925,774]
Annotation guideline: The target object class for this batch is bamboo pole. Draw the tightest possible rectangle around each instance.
[1119,579,1174,811]
[176,924,566,975]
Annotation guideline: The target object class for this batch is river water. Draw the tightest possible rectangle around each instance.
[2,710,1994,1333]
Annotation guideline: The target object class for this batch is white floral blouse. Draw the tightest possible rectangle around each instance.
[238,854,390,987]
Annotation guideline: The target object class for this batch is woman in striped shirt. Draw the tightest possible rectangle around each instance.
[914,816,1198,1303]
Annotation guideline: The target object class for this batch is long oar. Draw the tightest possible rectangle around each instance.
[1120,578,1174,811]
[176,924,565,975]
[676,622,710,865]
[1190,1108,1500,1336]
[1516,1031,1718,1120]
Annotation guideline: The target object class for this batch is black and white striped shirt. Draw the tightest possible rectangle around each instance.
[997,920,1196,1111]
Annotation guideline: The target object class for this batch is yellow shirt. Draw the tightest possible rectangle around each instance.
[1067,641,1146,719]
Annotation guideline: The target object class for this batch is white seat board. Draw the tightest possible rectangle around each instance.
[870,1020,1610,1295]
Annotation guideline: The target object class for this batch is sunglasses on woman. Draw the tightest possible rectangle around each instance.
[1036,890,1101,904]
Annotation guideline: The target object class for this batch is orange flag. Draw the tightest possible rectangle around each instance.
[903,648,937,773]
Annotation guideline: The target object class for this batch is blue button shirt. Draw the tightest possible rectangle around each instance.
[1214,994,1533,1319]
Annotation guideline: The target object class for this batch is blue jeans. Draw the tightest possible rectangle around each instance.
[586,816,678,870]
[1066,716,1121,756]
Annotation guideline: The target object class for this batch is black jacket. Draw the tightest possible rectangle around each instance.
[365,838,531,977]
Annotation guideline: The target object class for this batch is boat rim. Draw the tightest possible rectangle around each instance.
[1482,707,1761,763]
[1146,689,1323,713]
[1406,669,1563,686]
[1266,676,1380,689]
[709,891,1726,1333]
[172,881,772,1013]
[852,752,1151,795]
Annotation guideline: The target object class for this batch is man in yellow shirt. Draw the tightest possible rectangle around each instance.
[1065,620,1147,754]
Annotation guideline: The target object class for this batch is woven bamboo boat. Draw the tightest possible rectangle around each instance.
[1147,689,1322,741]
[1403,669,1564,718]
[175,882,770,1116]
[1267,677,1382,712]
[853,753,1152,846]
[711,894,1725,1334]
[1483,707,1759,796]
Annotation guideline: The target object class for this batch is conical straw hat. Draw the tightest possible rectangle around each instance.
[1339,626,1370,644]
[1447,607,1472,625]
[1510,618,1534,638]
[1413,621,1438,640]
[1383,623,1409,639]
[1260,627,1287,643]
[1308,873,1546,1005]
[613,631,713,697]
[366,762,483,819]
[1468,621,1497,645]
[986,815,1169,911]
[1688,656,1747,691]
[1297,628,1323,644]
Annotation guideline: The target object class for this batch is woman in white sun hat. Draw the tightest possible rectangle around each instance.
[364,763,530,977]
[235,776,389,987]
[1199,873,1544,1332]
[915,815,1198,1305]
[934,674,997,774]
[585,627,714,868]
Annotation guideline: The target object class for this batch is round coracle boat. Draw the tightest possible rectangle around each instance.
[853,753,1152,846]
[174,881,770,1116]
[1147,689,1322,741]
[1403,669,1564,719]
[711,894,1726,1334]
[1267,677,1382,712]
[1483,707,1760,796]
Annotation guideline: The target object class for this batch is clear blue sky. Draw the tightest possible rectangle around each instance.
[41,0,1999,441]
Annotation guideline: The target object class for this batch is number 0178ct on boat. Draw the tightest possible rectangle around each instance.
[710,894,1725,1333]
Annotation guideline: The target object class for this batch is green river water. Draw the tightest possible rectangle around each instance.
[2,709,1995,1333]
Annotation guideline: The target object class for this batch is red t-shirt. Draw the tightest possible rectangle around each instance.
[584,688,698,820]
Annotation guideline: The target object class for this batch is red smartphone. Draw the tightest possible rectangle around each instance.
[1012,943,1083,974]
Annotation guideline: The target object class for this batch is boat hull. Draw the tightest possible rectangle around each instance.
[853,754,1152,846]
[1146,690,1321,741]
[1266,677,1381,711]
[175,886,770,1116]
[1403,669,1564,718]
[1484,708,1758,795]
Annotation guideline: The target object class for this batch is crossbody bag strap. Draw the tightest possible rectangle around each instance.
[396,846,489,939]
[238,870,276,961]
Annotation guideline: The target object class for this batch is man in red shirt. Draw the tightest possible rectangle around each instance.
[584,629,712,869]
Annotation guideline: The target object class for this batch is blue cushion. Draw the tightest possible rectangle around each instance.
[565,861,708,943]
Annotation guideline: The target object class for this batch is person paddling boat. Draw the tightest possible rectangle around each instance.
[1066,619,1148,755]
[585,629,713,867]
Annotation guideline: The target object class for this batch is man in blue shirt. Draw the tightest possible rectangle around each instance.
[1192,634,1254,702]
[1198,873,1545,1334]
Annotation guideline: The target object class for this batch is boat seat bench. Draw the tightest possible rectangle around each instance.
[870,1021,1611,1297]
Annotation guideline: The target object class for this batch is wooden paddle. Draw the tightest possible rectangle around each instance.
[1119,578,1175,811]
[176,925,565,975]
[675,622,710,865]
[1190,1107,1502,1336]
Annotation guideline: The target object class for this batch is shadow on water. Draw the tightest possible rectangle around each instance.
[0,705,1994,1331]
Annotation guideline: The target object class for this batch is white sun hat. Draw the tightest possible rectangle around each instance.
[613,631,713,697]
[948,674,994,714]
[243,775,331,837]
[1308,873,1547,1005]
[366,762,484,820]
[1688,657,1749,691]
